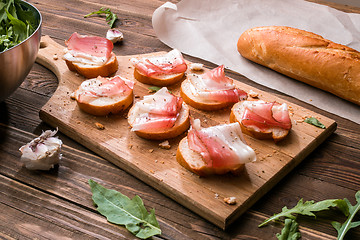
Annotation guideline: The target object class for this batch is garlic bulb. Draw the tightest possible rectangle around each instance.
[19,129,63,170]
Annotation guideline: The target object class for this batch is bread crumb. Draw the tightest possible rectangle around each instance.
[150,170,155,174]
[159,140,171,149]
[53,54,58,60]
[161,161,165,164]
[249,90,259,98]
[155,160,158,163]
[129,144,133,149]
[95,122,105,130]
[70,92,76,100]
[224,197,237,205]
[149,149,154,153]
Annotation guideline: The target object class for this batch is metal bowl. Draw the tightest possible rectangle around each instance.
[0,1,42,102]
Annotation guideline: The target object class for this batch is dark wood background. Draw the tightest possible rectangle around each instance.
[1,0,360,239]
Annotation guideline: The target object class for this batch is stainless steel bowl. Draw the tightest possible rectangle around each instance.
[0,1,42,102]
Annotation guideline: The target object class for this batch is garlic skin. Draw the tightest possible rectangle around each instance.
[106,29,124,43]
[19,129,63,170]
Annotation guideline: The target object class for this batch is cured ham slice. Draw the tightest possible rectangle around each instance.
[76,76,134,103]
[230,100,292,142]
[241,100,292,131]
[130,87,183,131]
[186,120,256,172]
[131,49,187,77]
[65,32,113,59]
[73,75,134,116]
[188,65,247,102]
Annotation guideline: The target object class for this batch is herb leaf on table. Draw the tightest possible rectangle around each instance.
[88,179,161,239]
[84,7,118,28]
[332,191,360,240]
[276,218,301,240]
[259,198,347,227]
[304,117,326,129]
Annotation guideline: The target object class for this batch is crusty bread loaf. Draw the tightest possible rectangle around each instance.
[65,52,118,79]
[133,68,185,86]
[127,102,190,140]
[180,78,235,111]
[237,26,360,106]
[230,101,290,142]
[176,138,244,177]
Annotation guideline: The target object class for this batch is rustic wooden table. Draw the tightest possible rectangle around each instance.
[1,0,360,239]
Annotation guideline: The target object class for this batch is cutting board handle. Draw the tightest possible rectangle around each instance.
[36,35,67,82]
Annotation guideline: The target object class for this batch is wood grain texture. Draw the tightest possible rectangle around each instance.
[1,0,360,239]
[36,36,336,229]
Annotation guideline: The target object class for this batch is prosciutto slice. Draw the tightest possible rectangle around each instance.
[241,100,292,131]
[65,32,113,59]
[131,49,187,77]
[77,76,134,103]
[131,87,183,131]
[187,119,256,169]
[188,65,247,102]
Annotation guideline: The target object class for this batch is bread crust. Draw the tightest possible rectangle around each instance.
[65,52,118,79]
[230,101,290,142]
[127,103,190,140]
[237,26,360,106]
[176,138,244,177]
[76,91,133,116]
[133,68,185,86]
[180,79,235,111]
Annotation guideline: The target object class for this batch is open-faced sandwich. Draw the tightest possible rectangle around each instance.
[230,100,292,142]
[63,32,118,78]
[130,49,187,86]
[180,65,247,111]
[127,87,190,140]
[177,119,256,176]
[73,75,134,116]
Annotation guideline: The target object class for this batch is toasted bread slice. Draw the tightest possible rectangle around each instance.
[127,102,190,140]
[65,52,118,79]
[133,68,185,86]
[230,101,290,142]
[176,137,245,177]
[180,78,236,111]
[74,77,133,116]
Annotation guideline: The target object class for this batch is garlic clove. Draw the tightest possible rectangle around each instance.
[106,28,124,43]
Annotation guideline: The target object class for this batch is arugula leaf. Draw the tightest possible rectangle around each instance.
[259,198,347,227]
[84,7,118,28]
[332,191,360,240]
[0,0,39,52]
[88,179,161,239]
[148,86,161,93]
[276,218,301,240]
[304,117,326,129]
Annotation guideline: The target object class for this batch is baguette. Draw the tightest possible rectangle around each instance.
[176,121,256,176]
[180,65,248,111]
[237,26,360,105]
[130,49,187,86]
[176,138,245,176]
[230,100,292,142]
[65,53,118,79]
[180,78,234,111]
[133,68,185,86]
[73,76,134,116]
[127,102,190,140]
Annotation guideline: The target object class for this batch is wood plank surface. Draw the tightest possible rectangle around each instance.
[36,35,335,229]
[1,0,360,239]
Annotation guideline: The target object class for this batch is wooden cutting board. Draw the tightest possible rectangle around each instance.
[36,35,336,229]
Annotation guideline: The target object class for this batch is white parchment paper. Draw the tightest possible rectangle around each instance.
[152,0,360,124]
